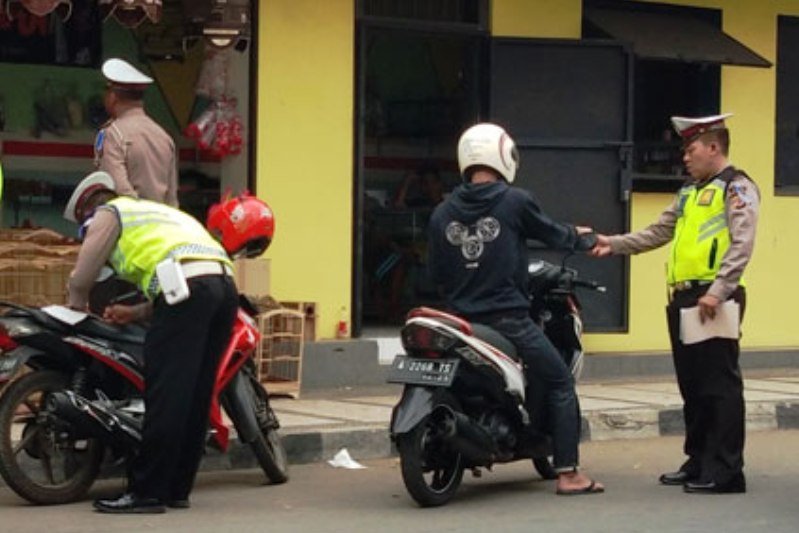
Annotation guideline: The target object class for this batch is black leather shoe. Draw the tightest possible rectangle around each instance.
[684,474,746,494]
[167,499,191,509]
[659,470,697,486]
[93,493,166,514]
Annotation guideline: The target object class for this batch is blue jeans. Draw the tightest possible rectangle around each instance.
[476,313,581,471]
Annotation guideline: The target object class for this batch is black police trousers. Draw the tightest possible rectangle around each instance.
[666,285,746,484]
[130,274,238,502]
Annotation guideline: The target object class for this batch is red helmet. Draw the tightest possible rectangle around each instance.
[207,193,275,258]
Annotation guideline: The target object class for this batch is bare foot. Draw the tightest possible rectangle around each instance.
[555,470,605,495]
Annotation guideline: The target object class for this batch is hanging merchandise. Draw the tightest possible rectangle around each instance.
[32,79,69,137]
[6,0,72,21]
[185,98,243,159]
[194,46,230,100]
[98,0,161,28]
[184,48,243,159]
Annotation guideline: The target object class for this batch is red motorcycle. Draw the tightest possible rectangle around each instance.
[0,295,288,505]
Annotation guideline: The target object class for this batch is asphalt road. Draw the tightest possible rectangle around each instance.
[2,430,798,533]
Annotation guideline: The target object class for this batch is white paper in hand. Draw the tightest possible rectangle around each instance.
[327,448,366,469]
[679,300,740,345]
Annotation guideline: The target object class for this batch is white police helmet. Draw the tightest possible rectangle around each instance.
[457,123,519,183]
[64,171,116,223]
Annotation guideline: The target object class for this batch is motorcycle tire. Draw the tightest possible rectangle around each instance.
[532,456,558,480]
[0,371,104,505]
[241,371,289,484]
[396,392,464,507]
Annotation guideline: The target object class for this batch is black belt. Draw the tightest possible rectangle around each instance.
[670,280,711,291]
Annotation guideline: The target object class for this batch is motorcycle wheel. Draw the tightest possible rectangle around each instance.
[532,456,558,480]
[243,372,289,484]
[396,394,464,507]
[0,371,104,505]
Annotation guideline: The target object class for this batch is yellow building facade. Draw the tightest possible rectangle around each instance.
[256,0,799,360]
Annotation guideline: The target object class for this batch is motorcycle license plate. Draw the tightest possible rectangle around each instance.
[387,356,459,387]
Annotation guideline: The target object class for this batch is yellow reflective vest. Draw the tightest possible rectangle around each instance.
[105,197,232,300]
[667,169,745,287]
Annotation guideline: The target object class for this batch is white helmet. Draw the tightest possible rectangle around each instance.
[457,123,519,183]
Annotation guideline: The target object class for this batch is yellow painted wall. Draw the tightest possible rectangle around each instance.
[492,0,583,38]
[491,0,799,354]
[257,0,354,339]
[583,1,799,353]
[254,0,799,352]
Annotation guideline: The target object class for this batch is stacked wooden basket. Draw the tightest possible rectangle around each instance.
[0,229,79,307]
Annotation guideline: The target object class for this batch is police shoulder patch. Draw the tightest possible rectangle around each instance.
[697,188,715,206]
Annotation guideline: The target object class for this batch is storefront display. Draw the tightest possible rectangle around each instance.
[0,1,252,305]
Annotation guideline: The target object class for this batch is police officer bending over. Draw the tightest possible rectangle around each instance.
[64,171,254,513]
[593,113,759,494]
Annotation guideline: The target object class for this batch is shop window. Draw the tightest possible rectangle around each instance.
[583,0,770,193]
[356,24,484,328]
[775,16,799,195]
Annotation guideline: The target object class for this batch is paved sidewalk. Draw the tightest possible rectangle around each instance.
[262,374,799,467]
[4,374,799,490]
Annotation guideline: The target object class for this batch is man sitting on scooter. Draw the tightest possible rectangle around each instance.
[427,123,604,495]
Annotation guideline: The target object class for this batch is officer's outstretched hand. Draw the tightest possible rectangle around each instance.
[590,234,613,257]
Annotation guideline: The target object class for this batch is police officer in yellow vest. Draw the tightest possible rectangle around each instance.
[592,113,759,494]
[64,171,238,513]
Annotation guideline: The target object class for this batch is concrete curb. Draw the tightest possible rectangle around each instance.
[3,400,798,490]
[206,399,799,473]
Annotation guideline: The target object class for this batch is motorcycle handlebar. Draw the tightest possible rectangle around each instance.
[575,231,598,252]
[572,278,607,293]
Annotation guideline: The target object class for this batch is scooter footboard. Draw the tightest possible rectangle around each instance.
[390,386,437,436]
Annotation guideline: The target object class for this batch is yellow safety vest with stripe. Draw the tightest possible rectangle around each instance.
[667,168,746,287]
[105,197,232,300]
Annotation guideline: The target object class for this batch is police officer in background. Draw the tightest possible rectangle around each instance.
[65,171,239,513]
[96,58,178,207]
[592,113,759,494]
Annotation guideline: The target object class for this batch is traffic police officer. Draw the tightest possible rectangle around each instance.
[592,113,759,494]
[96,58,178,206]
[65,171,238,513]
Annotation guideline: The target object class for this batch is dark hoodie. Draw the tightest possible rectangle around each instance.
[428,180,579,317]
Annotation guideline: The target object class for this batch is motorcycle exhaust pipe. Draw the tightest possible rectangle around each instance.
[432,405,496,464]
[46,391,141,449]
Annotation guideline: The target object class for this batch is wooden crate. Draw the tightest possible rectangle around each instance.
[0,258,76,307]
[256,309,305,398]
[0,229,79,307]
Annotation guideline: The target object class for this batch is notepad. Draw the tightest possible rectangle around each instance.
[679,300,740,345]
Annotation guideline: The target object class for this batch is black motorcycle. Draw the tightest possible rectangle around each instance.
[387,256,604,507]
[0,297,288,505]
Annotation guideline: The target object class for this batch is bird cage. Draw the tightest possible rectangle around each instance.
[256,308,305,398]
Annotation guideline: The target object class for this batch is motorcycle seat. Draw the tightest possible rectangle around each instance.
[470,323,519,361]
[75,318,146,345]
